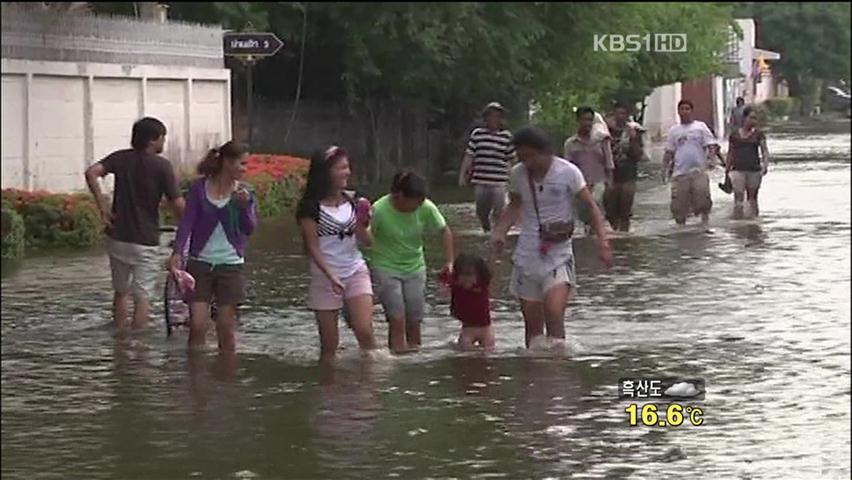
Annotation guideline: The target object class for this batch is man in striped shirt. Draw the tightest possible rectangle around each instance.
[459,102,517,233]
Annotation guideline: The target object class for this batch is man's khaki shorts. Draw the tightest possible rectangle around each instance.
[509,257,576,302]
[670,170,712,221]
[107,239,160,300]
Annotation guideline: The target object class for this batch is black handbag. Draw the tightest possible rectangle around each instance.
[718,172,733,194]
[527,169,574,243]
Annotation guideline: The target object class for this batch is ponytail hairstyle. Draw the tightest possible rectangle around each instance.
[390,169,428,200]
[296,145,348,220]
[197,140,247,177]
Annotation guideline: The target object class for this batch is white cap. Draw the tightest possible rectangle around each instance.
[482,102,506,116]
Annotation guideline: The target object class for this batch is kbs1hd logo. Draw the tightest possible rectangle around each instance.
[593,33,687,53]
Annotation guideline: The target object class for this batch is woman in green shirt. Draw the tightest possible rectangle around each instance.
[365,171,455,353]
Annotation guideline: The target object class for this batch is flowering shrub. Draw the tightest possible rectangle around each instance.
[2,154,310,255]
[1,189,101,250]
[245,154,308,217]
[162,153,309,225]
[245,154,309,180]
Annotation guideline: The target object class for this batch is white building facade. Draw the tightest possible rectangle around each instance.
[1,6,231,193]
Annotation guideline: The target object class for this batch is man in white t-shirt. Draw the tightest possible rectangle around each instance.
[491,126,612,350]
[663,99,720,228]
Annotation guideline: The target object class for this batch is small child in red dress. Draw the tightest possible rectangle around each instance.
[439,253,496,351]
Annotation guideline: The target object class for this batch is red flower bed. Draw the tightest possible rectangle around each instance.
[164,153,310,223]
[1,189,100,249]
[244,154,309,181]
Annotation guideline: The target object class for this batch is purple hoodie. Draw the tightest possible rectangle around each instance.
[173,178,258,260]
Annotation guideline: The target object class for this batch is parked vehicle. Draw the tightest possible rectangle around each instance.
[824,86,851,117]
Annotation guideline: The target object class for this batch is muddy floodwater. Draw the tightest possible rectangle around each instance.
[2,119,850,479]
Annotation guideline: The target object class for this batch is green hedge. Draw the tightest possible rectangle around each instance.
[1,190,102,251]
[253,173,304,218]
[1,206,25,260]
[3,165,307,257]
[761,97,801,119]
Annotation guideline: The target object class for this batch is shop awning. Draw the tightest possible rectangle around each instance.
[754,48,781,61]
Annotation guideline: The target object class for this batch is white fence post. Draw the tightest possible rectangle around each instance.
[84,75,94,169]
[23,72,32,190]
[184,77,193,170]
[140,76,148,118]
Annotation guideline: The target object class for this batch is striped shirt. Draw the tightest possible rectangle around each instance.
[465,127,516,186]
[317,205,357,238]
[313,200,365,279]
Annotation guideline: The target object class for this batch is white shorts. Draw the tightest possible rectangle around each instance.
[107,239,160,300]
[509,257,577,302]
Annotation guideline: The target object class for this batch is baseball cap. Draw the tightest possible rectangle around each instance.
[482,102,506,116]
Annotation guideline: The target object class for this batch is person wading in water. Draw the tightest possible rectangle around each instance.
[492,126,612,350]
[459,102,516,233]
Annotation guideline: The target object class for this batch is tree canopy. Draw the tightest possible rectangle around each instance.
[90,2,733,133]
[741,2,851,87]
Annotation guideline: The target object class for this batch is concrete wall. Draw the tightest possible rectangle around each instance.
[755,72,776,104]
[682,77,715,129]
[713,76,725,140]
[643,82,681,141]
[1,58,231,192]
[1,4,223,69]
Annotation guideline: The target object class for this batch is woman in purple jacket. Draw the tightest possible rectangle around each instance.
[168,141,258,352]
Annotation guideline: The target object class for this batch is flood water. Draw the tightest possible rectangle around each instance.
[2,119,850,479]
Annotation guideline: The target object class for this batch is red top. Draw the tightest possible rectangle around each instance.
[447,275,492,327]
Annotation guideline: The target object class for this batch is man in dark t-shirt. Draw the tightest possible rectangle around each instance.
[604,102,644,232]
[85,117,184,331]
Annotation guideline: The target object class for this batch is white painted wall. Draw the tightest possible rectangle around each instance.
[643,82,682,141]
[755,73,776,104]
[736,19,756,102]
[1,58,231,193]
[713,76,725,141]
[31,76,87,192]
[92,78,143,165]
[1,75,25,189]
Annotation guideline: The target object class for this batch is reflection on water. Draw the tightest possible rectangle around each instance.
[2,121,850,479]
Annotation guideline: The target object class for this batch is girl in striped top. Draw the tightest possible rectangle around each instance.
[297,145,380,363]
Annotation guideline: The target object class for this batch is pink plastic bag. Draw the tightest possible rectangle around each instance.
[172,269,196,295]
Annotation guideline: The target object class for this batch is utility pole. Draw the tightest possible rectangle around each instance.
[222,24,282,148]
[244,56,256,147]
